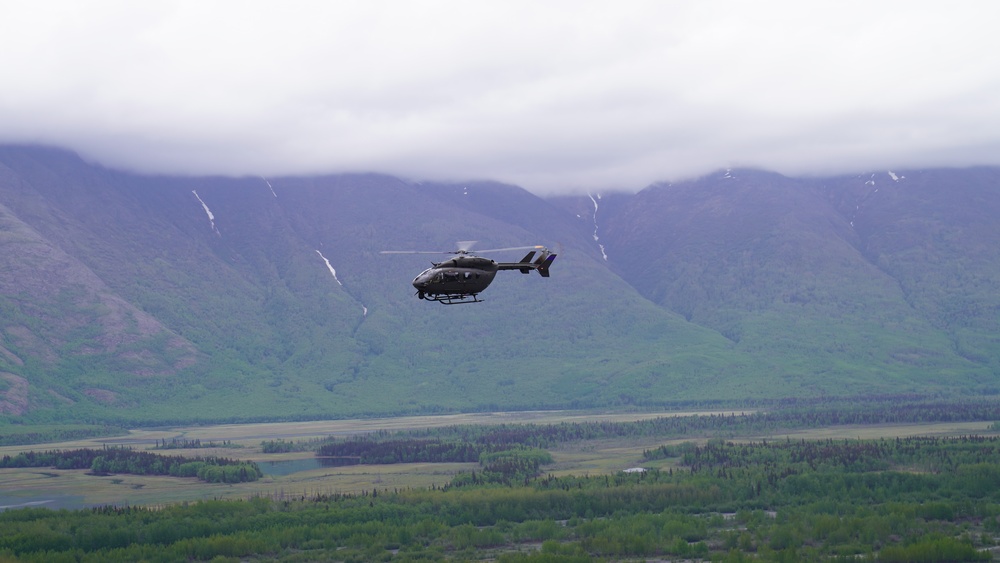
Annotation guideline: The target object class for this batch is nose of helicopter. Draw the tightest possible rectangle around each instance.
[412,269,433,290]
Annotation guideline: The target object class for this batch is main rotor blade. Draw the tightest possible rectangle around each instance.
[379,250,449,254]
[381,244,548,255]
[474,245,547,254]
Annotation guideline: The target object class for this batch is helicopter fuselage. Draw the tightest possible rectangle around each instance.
[412,256,499,301]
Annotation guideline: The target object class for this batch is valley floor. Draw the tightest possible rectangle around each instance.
[0,409,991,510]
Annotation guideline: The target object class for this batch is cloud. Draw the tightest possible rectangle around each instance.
[2,1,999,193]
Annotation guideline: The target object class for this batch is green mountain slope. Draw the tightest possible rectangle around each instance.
[0,147,743,423]
[1,147,997,424]
[824,169,1000,376]
[568,169,995,395]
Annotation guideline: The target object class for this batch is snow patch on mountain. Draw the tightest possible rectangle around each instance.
[315,250,369,317]
[588,193,608,261]
[192,190,220,235]
[262,176,277,197]
[315,250,343,285]
[850,174,886,227]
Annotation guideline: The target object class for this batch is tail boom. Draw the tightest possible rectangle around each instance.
[496,248,557,277]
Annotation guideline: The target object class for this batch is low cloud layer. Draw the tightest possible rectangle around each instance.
[2,2,999,193]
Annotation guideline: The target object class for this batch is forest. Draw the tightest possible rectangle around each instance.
[1,436,997,561]
[0,424,125,448]
[0,447,261,484]
[3,399,1000,561]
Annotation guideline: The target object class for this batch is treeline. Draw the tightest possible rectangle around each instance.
[3,436,1000,561]
[313,436,554,485]
[151,437,240,450]
[646,435,1000,475]
[0,447,261,484]
[15,394,993,434]
[0,424,126,447]
[260,437,327,453]
[268,397,1000,461]
[316,437,485,464]
[452,448,554,487]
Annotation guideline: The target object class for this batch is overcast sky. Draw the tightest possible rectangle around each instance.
[2,2,999,194]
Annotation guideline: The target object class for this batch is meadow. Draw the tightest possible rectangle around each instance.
[0,403,993,509]
[0,409,738,509]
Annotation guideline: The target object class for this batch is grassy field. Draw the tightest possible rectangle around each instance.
[1,410,994,510]
[0,409,745,457]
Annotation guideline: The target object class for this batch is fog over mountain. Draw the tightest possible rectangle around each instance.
[1,145,998,424]
[3,3,1000,193]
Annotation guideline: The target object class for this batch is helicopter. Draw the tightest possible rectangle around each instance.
[380,241,556,304]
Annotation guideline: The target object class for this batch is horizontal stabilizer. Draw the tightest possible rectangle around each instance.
[518,251,536,274]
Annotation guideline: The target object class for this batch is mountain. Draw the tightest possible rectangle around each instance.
[554,169,998,397]
[1,146,997,424]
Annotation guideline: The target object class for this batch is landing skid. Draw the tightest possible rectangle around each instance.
[422,293,483,305]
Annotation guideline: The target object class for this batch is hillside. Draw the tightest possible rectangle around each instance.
[556,169,995,396]
[1,146,997,424]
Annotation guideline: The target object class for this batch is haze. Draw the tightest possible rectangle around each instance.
[2,1,999,194]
